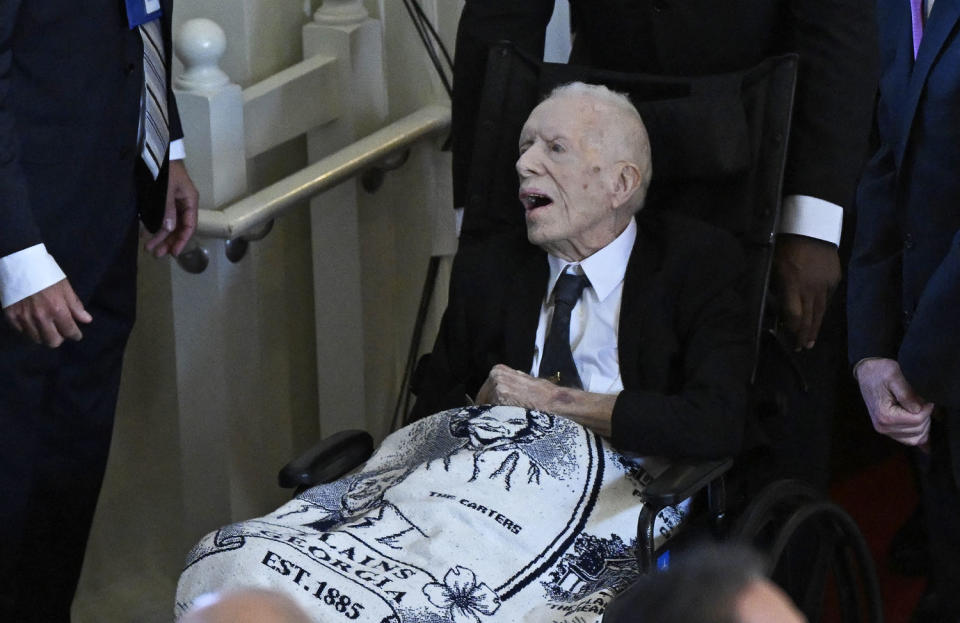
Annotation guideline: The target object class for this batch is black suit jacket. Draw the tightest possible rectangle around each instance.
[848,0,960,478]
[0,0,182,302]
[412,212,753,460]
[451,0,877,235]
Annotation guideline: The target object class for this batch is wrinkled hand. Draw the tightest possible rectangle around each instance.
[855,358,934,447]
[476,364,557,410]
[145,159,199,258]
[774,234,841,350]
[476,364,616,436]
[4,278,92,347]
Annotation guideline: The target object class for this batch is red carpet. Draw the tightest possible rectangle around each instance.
[830,450,927,622]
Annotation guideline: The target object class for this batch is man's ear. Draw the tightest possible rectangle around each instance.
[610,161,643,210]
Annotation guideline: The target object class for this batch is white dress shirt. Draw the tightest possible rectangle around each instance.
[0,140,185,308]
[530,217,637,394]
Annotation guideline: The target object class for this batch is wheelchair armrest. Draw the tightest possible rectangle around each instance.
[642,458,734,508]
[636,458,734,572]
[278,430,374,489]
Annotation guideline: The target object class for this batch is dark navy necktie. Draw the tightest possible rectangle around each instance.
[539,272,590,389]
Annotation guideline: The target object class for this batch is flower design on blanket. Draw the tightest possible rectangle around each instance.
[422,566,502,622]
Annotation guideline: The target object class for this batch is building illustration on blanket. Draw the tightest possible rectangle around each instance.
[176,406,689,622]
[544,534,639,600]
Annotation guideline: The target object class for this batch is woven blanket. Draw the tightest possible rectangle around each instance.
[175,405,688,622]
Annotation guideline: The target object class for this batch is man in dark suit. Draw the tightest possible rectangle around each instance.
[0,1,198,619]
[848,0,960,618]
[412,83,752,459]
[450,0,878,488]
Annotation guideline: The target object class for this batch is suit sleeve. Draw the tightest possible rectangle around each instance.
[846,137,903,365]
[0,0,42,258]
[164,5,183,144]
[899,230,960,409]
[167,84,183,145]
[782,0,878,208]
[611,235,752,460]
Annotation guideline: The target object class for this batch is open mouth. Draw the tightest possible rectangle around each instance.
[519,189,554,212]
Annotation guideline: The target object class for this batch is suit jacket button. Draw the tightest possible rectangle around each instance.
[125,63,136,75]
[904,234,914,250]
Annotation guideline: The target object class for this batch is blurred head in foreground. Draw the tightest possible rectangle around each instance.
[603,544,807,623]
[180,587,312,623]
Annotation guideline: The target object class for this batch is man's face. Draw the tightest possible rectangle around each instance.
[466,406,531,443]
[516,95,622,260]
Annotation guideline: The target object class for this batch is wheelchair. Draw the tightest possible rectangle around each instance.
[278,44,882,622]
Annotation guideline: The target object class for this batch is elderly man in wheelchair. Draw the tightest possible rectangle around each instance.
[175,82,754,622]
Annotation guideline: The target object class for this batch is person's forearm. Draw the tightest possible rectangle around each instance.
[476,364,617,437]
[543,386,617,438]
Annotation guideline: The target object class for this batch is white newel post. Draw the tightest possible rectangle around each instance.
[174,18,246,211]
[169,18,250,536]
[302,4,389,436]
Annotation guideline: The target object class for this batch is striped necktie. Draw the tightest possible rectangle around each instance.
[139,18,169,179]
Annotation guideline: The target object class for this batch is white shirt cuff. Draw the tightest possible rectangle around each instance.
[169,138,186,161]
[0,243,67,308]
[777,195,843,246]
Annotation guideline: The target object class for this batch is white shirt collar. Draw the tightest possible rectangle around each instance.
[545,217,637,303]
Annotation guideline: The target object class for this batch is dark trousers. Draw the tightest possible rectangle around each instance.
[918,416,960,619]
[752,292,844,491]
[0,224,138,622]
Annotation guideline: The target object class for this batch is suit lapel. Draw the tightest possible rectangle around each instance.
[502,251,549,372]
[896,0,960,166]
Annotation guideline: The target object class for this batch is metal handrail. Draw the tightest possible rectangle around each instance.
[196,104,451,239]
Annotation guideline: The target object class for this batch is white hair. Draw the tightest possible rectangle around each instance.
[545,82,653,211]
[547,82,640,123]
